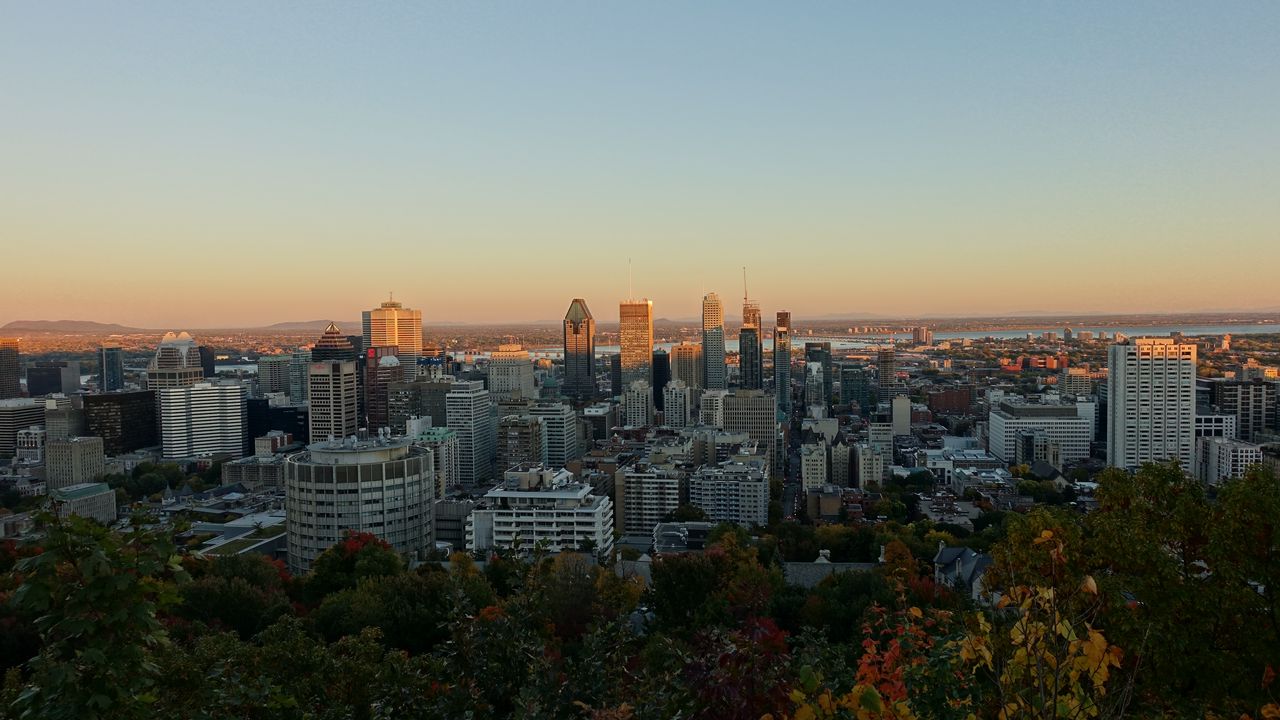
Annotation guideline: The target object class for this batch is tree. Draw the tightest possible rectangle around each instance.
[305,531,403,602]
[10,514,188,720]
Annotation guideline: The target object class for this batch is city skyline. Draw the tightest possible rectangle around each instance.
[3,3,1279,326]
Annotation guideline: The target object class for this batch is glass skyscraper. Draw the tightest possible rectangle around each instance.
[562,298,596,401]
[773,311,791,413]
[702,293,726,390]
[99,345,124,392]
[619,299,653,389]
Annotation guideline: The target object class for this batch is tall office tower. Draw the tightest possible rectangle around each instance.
[157,382,247,460]
[0,339,19,399]
[285,436,434,573]
[489,345,536,401]
[496,415,545,472]
[623,380,654,427]
[876,346,904,397]
[670,342,704,390]
[45,436,106,490]
[563,298,596,402]
[1107,338,1197,472]
[197,346,217,378]
[608,354,622,396]
[99,346,124,392]
[44,396,86,440]
[83,391,157,454]
[724,389,777,478]
[146,332,205,390]
[773,311,792,414]
[739,272,763,390]
[702,293,727,390]
[804,363,826,418]
[652,349,670,410]
[363,298,423,380]
[528,400,579,468]
[257,355,293,395]
[804,342,832,402]
[1204,378,1277,442]
[663,379,693,428]
[447,380,496,487]
[619,299,654,390]
[287,348,312,403]
[308,360,358,442]
[362,347,400,432]
[26,361,81,396]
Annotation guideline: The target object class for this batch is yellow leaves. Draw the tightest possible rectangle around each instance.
[1033,529,1054,544]
[908,606,923,619]
[1081,575,1098,595]
[1260,704,1280,719]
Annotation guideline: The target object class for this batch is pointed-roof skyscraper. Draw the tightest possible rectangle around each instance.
[563,298,596,401]
[311,323,358,362]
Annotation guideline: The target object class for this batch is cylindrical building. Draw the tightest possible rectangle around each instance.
[284,435,434,573]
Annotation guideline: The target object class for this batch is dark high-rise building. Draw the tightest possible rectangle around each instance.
[0,339,19,399]
[774,312,792,413]
[387,378,455,433]
[804,342,833,403]
[83,391,157,455]
[27,361,80,397]
[198,346,217,378]
[739,326,763,390]
[562,298,596,402]
[840,364,872,409]
[609,354,622,397]
[247,398,310,445]
[363,346,400,432]
[99,346,124,392]
[652,349,671,411]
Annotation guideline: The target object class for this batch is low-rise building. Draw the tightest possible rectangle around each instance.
[466,466,614,557]
[688,459,768,527]
[50,482,117,525]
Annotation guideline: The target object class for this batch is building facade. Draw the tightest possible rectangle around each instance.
[562,298,596,401]
[1107,338,1196,472]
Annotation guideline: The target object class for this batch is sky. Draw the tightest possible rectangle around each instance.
[2,2,1278,328]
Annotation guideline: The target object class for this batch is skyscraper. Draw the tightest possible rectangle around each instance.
[311,323,358,362]
[804,342,832,404]
[773,311,792,413]
[0,339,19,399]
[1107,338,1196,472]
[670,342,704,390]
[702,293,727,390]
[363,346,401,432]
[739,283,763,390]
[146,332,205,390]
[563,298,596,402]
[157,382,247,460]
[362,298,423,380]
[308,360,358,442]
[99,346,124,392]
[619,299,654,389]
[652,349,671,410]
[446,380,496,486]
[724,389,777,478]
[876,346,903,397]
[488,345,536,401]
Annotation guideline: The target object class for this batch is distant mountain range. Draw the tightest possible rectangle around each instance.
[0,320,146,333]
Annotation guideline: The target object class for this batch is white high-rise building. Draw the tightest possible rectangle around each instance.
[362,298,423,381]
[488,345,536,401]
[1107,338,1197,472]
[614,466,681,535]
[446,380,496,486]
[800,443,828,491]
[670,342,704,391]
[158,382,247,460]
[623,380,654,427]
[408,419,460,497]
[662,380,693,428]
[702,293,727,390]
[528,400,579,469]
[257,355,292,396]
[308,361,358,442]
[853,443,886,487]
[146,331,205,390]
[45,436,105,490]
[891,395,912,436]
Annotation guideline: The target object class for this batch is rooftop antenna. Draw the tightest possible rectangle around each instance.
[742,266,749,304]
[628,258,633,301]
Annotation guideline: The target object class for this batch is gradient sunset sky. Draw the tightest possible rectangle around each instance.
[2,3,1278,327]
